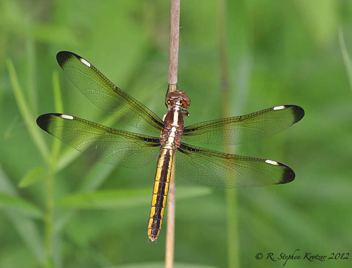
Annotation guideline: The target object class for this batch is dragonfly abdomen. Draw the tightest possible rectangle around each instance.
[148,148,175,242]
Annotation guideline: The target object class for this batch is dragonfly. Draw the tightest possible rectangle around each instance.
[37,51,304,242]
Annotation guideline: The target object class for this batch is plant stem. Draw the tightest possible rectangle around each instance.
[44,162,55,268]
[168,0,180,85]
[166,0,180,267]
[166,158,176,268]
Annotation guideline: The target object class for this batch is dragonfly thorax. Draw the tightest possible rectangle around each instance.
[160,99,184,149]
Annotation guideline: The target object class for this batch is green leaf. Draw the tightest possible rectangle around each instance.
[57,186,211,209]
[57,188,152,209]
[339,29,352,91]
[0,193,43,219]
[18,166,46,188]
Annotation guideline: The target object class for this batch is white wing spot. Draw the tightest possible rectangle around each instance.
[80,58,91,67]
[273,105,286,111]
[60,114,74,120]
[265,159,279,166]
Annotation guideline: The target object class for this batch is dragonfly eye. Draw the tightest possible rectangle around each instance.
[180,93,191,109]
[166,91,191,109]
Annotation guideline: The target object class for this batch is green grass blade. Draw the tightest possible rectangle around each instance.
[57,188,155,209]
[51,71,63,163]
[339,29,352,91]
[7,59,50,160]
[52,71,64,113]
[57,187,211,210]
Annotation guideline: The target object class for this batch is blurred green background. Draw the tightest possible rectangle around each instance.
[1,0,352,267]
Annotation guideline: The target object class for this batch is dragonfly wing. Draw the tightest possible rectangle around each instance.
[176,142,295,188]
[56,51,164,136]
[182,105,304,145]
[37,113,161,168]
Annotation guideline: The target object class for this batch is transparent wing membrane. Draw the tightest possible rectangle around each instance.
[176,143,294,188]
[37,113,161,168]
[183,105,304,145]
[57,51,164,136]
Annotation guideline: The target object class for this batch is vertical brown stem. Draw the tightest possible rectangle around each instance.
[168,0,180,85]
[166,0,180,267]
[165,157,176,268]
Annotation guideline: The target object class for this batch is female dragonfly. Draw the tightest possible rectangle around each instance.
[37,51,304,242]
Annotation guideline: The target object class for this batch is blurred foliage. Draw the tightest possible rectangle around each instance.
[1,0,352,267]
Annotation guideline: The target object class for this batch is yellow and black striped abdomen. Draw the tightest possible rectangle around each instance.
[148,148,174,242]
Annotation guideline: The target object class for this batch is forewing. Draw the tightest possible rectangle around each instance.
[56,51,163,136]
[183,105,304,145]
[176,143,295,188]
[37,113,161,168]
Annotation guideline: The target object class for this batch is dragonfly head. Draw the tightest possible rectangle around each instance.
[166,90,191,110]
